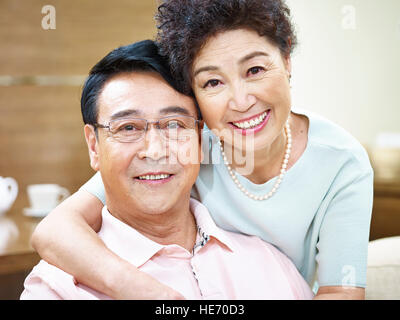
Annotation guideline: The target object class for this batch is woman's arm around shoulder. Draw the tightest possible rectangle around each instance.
[31,189,183,299]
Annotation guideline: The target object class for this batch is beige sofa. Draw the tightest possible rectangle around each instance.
[366,236,400,300]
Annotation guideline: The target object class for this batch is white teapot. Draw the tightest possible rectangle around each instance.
[0,177,18,216]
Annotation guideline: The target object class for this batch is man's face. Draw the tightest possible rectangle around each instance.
[84,71,201,218]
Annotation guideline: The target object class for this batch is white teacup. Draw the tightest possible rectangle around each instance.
[0,177,18,216]
[27,184,70,211]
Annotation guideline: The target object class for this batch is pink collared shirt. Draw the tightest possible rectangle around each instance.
[21,199,314,300]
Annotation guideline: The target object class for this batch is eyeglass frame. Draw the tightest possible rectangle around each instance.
[92,114,203,143]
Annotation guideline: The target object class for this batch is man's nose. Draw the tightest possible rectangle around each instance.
[137,126,168,161]
[228,81,257,112]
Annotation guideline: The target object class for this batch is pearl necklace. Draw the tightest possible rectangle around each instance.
[219,121,292,201]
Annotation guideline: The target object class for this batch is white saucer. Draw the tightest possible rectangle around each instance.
[23,207,51,218]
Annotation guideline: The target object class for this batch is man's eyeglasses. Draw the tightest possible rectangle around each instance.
[93,115,201,143]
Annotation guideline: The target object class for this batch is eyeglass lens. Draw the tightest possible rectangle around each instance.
[108,116,197,142]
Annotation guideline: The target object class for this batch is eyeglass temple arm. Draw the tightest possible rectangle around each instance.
[93,123,109,129]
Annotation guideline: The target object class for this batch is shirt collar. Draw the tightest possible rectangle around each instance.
[98,199,235,268]
[189,198,235,253]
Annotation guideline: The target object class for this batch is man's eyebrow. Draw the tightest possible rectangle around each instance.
[159,106,191,116]
[110,109,140,120]
[193,51,270,77]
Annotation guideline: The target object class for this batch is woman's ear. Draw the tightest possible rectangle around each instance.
[285,55,292,79]
[84,124,100,171]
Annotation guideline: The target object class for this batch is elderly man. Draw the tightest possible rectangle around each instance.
[21,40,313,300]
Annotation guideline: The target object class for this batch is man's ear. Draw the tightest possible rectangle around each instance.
[84,124,100,171]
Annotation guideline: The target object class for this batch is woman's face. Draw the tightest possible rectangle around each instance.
[191,28,292,152]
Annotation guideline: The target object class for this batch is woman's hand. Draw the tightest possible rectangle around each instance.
[95,259,186,300]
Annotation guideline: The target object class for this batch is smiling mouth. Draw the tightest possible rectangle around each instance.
[137,173,172,181]
[230,110,271,132]
[134,173,174,185]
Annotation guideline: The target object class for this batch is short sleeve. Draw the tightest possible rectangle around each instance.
[20,260,73,300]
[316,155,374,288]
[80,172,106,205]
[20,274,63,300]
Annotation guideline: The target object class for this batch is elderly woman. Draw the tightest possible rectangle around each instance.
[31,0,373,299]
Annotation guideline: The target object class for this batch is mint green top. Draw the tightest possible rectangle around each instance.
[82,108,374,288]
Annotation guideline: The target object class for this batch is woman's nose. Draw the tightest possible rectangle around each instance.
[228,82,256,112]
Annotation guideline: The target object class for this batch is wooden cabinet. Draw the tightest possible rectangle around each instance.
[370,178,400,241]
[0,212,40,299]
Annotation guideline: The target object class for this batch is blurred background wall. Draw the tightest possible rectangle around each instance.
[287,0,400,146]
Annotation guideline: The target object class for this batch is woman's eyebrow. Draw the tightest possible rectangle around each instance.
[238,51,269,64]
[193,51,269,77]
[193,65,219,78]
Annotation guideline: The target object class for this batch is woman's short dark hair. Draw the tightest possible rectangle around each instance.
[156,0,297,95]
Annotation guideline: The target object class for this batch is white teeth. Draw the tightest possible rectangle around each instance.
[232,111,268,129]
[138,174,170,180]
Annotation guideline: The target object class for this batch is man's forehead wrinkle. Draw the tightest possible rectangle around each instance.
[108,106,193,121]
[110,109,141,120]
[98,73,197,120]
[159,106,191,116]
